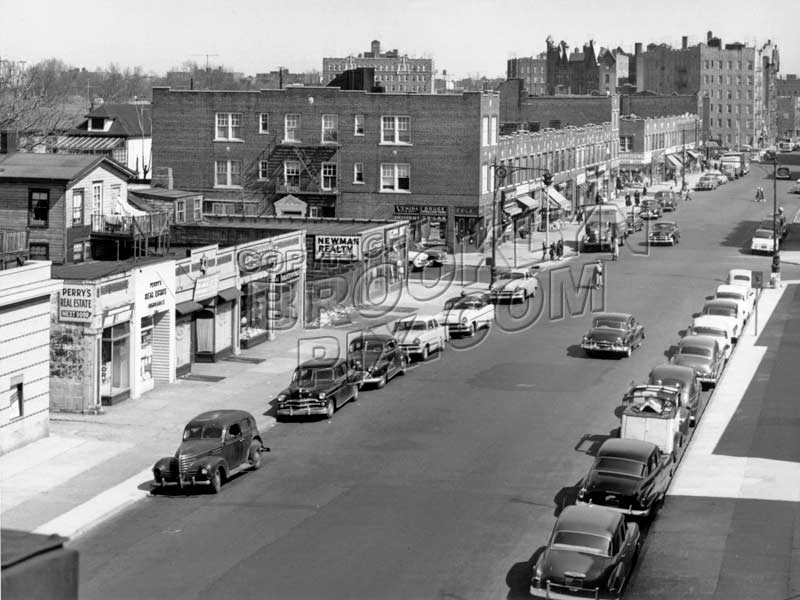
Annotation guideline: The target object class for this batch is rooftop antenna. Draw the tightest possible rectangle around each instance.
[192,53,219,71]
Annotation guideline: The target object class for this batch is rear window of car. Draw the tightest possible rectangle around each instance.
[716,292,743,301]
[679,345,711,357]
[754,229,774,238]
[552,531,611,557]
[693,327,725,337]
[595,457,646,477]
[705,307,735,317]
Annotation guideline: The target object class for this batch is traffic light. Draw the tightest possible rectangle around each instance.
[542,171,553,186]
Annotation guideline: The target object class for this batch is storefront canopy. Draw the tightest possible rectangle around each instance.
[217,287,242,302]
[175,300,204,315]
[547,186,569,208]
[516,194,538,210]
[666,154,683,169]
[687,150,701,160]
[53,135,125,152]
[503,203,523,217]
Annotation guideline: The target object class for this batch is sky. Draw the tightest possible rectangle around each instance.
[2,0,799,78]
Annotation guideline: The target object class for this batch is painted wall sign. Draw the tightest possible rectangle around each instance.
[142,279,168,312]
[59,284,95,323]
[314,235,362,261]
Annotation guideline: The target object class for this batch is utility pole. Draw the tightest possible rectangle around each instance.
[193,53,219,71]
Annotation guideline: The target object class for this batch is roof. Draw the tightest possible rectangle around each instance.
[188,410,254,424]
[299,358,347,369]
[51,256,172,281]
[71,103,152,137]
[130,188,199,200]
[592,312,631,321]
[704,298,738,308]
[649,363,697,381]
[692,314,735,328]
[201,217,396,236]
[1,529,68,569]
[596,438,656,461]
[678,334,718,348]
[555,505,620,536]
[716,284,745,295]
[0,153,135,183]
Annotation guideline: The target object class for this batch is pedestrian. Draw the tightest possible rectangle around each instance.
[611,236,619,261]
[542,241,547,261]
[593,260,604,289]
[642,186,648,198]
[549,242,556,261]
[761,187,766,202]
[557,238,564,259]
[686,190,692,202]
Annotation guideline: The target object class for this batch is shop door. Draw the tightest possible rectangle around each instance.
[175,316,193,373]
[195,310,215,356]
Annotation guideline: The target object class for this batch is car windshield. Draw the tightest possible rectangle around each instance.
[183,425,223,440]
[679,345,711,357]
[653,223,673,231]
[395,321,429,332]
[551,531,611,557]
[349,340,384,352]
[651,376,684,389]
[716,292,743,301]
[705,307,734,317]
[454,300,481,309]
[595,457,646,477]
[593,318,626,329]
[693,327,725,338]
[294,367,335,384]
[732,275,750,283]
[498,272,526,280]
[754,229,774,239]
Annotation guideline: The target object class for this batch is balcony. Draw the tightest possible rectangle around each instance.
[0,230,29,268]
[91,212,170,238]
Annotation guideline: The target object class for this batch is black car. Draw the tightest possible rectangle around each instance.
[152,410,267,493]
[577,438,674,518]
[347,334,408,388]
[654,190,677,212]
[581,312,646,358]
[275,358,360,419]
[648,221,680,245]
[639,199,662,219]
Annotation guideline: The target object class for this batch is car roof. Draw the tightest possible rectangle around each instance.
[397,313,439,322]
[693,314,734,328]
[649,363,696,381]
[592,312,632,321]
[555,505,621,536]
[716,284,745,295]
[596,437,657,461]
[678,335,718,348]
[728,268,751,278]
[350,333,394,343]
[705,298,738,308]
[298,357,348,368]
[188,409,254,425]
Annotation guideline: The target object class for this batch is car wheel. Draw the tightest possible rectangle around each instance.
[210,468,223,494]
[248,441,262,470]
[625,346,632,358]
[420,345,429,361]
[325,398,336,418]
[376,373,387,388]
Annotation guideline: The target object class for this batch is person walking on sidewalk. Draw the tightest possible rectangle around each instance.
[556,238,564,260]
[542,241,547,261]
[549,242,556,261]
[593,260,604,289]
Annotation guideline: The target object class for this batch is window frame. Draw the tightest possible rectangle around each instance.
[284,113,301,142]
[214,160,243,188]
[8,382,23,421]
[321,162,337,191]
[176,199,186,223]
[28,189,50,228]
[353,162,365,184]
[193,198,202,221]
[354,114,365,136]
[71,189,84,226]
[381,115,411,144]
[215,112,243,141]
[380,163,411,192]
[29,243,49,260]
[321,114,338,143]
[72,242,85,263]
[259,160,269,181]
[259,113,269,134]
[284,161,301,188]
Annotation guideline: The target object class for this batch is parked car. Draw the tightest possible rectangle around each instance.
[581,312,645,358]
[275,358,360,419]
[715,284,755,318]
[688,314,735,360]
[670,335,725,388]
[702,298,745,340]
[776,166,792,180]
[393,314,447,360]
[408,246,430,271]
[647,363,702,424]
[655,190,677,212]
[410,241,448,267]
[347,334,408,388]
[441,293,494,337]
[695,174,718,190]
[152,410,267,493]
[489,268,539,303]
[530,505,641,599]
[791,179,800,194]
[576,438,674,518]
[750,226,778,255]
[726,268,753,289]
[649,221,680,245]
[619,385,688,455]
[639,198,662,219]
[706,169,727,185]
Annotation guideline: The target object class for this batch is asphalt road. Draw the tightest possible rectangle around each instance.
[73,170,800,600]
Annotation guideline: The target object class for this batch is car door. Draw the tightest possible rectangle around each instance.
[651,447,671,496]
[334,363,349,404]
[384,340,399,376]
[224,422,246,466]
[478,298,493,325]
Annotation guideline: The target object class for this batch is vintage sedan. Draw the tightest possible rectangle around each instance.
[688,314,735,360]
[348,334,408,388]
[530,504,641,600]
[776,166,792,180]
[647,363,701,424]
[152,410,267,493]
[702,298,746,339]
[410,241,448,267]
[638,199,662,220]
[393,314,447,360]
[581,312,645,358]
[649,221,680,245]
[489,268,539,303]
[275,358,359,419]
[670,335,725,388]
[654,190,677,212]
[751,226,778,254]
[726,268,753,289]
[694,174,718,190]
[441,293,494,337]
[576,438,674,518]
[715,284,755,318]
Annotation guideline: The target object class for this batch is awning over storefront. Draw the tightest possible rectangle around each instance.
[53,135,125,152]
[217,287,242,302]
[175,300,204,315]
[666,154,683,169]
[547,186,569,208]
[516,194,538,210]
[503,203,523,217]
[687,150,701,160]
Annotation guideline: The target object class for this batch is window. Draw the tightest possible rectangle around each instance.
[482,116,489,146]
[72,242,85,262]
[354,114,365,136]
[176,200,186,223]
[259,113,269,134]
[29,243,49,260]
[321,163,337,190]
[28,189,49,227]
[353,162,364,183]
[92,182,102,214]
[214,160,242,187]
[481,164,489,193]
[89,117,105,131]
[380,163,410,192]
[284,114,300,141]
[381,116,410,143]
[258,160,269,180]
[620,136,633,152]
[193,198,202,221]
[215,112,242,140]
[284,161,300,187]
[72,189,84,226]
[8,382,23,420]
[309,206,323,217]
[490,116,498,145]
[322,114,338,143]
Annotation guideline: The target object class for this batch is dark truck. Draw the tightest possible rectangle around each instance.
[581,203,627,251]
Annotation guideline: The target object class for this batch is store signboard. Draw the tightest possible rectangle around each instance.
[314,235,362,261]
[59,284,95,323]
[193,274,219,301]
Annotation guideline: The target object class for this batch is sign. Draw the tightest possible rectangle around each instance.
[237,244,280,274]
[394,205,420,216]
[275,269,301,284]
[193,274,219,301]
[59,284,94,323]
[419,205,448,217]
[455,206,479,217]
[314,235,361,261]
[142,278,168,312]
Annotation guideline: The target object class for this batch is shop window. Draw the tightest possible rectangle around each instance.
[140,316,153,381]
[28,189,49,228]
[101,322,130,400]
[8,382,23,420]
[241,283,269,345]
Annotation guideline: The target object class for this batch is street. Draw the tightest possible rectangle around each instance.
[72,170,800,600]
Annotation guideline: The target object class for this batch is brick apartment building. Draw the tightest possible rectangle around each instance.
[150,85,501,249]
[507,56,547,96]
[322,40,434,94]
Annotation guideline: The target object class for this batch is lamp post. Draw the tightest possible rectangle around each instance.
[491,164,553,284]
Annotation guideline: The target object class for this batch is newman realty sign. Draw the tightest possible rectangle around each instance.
[314,235,362,261]
[59,284,95,323]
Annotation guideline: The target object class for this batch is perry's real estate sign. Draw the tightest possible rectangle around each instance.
[314,235,362,261]
[59,284,95,323]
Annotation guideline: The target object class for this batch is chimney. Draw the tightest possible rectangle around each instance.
[0,130,18,154]
[682,36,688,50]
[371,40,380,57]
[151,167,173,189]
[707,31,713,43]
[635,43,644,93]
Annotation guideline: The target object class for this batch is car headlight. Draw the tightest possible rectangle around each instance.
[413,337,420,345]
[577,486,587,499]
[582,336,589,342]
[277,393,287,402]
[461,317,468,324]
[616,337,623,344]
[199,466,208,476]
[318,391,327,399]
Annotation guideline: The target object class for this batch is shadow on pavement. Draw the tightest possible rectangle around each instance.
[506,546,544,600]
[553,480,583,517]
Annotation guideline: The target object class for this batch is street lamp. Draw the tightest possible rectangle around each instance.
[491,163,553,284]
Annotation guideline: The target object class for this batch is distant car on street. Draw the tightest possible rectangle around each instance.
[410,241,448,267]
[776,166,792,180]
[688,314,736,360]
[393,314,447,361]
[694,174,718,190]
[654,190,678,211]
[726,268,753,289]
[649,221,680,245]
[714,284,755,318]
[702,298,746,340]
[530,505,641,599]
[576,438,674,518]
[639,199,662,220]
[581,312,645,358]
[750,226,778,255]
[489,268,539,303]
[670,335,725,388]
[152,410,267,493]
[441,293,494,337]
[275,358,360,419]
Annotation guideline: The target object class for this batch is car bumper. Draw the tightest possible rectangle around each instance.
[531,581,613,600]
[447,323,473,334]
[276,402,328,416]
[491,290,526,301]
[649,236,674,244]
[581,342,629,353]
[352,370,386,384]
[751,244,772,253]
[575,499,651,517]
[154,472,212,487]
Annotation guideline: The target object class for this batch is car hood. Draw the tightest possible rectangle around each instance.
[176,439,221,457]
[540,548,609,584]
[584,472,642,497]
[671,355,712,371]
[491,279,524,291]
[284,381,340,398]
[424,248,446,260]
[585,328,626,343]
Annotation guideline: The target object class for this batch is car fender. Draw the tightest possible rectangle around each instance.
[190,455,229,477]
[153,456,173,472]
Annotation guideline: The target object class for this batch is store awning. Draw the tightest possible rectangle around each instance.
[666,154,683,169]
[503,203,523,217]
[516,194,538,210]
[547,186,569,208]
[53,135,126,152]
[217,287,242,302]
[175,300,204,315]
[687,150,701,160]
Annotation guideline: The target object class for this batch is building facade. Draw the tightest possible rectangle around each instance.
[777,96,800,140]
[0,260,62,454]
[323,40,434,94]
[506,56,547,96]
[545,37,603,95]
[777,74,800,98]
